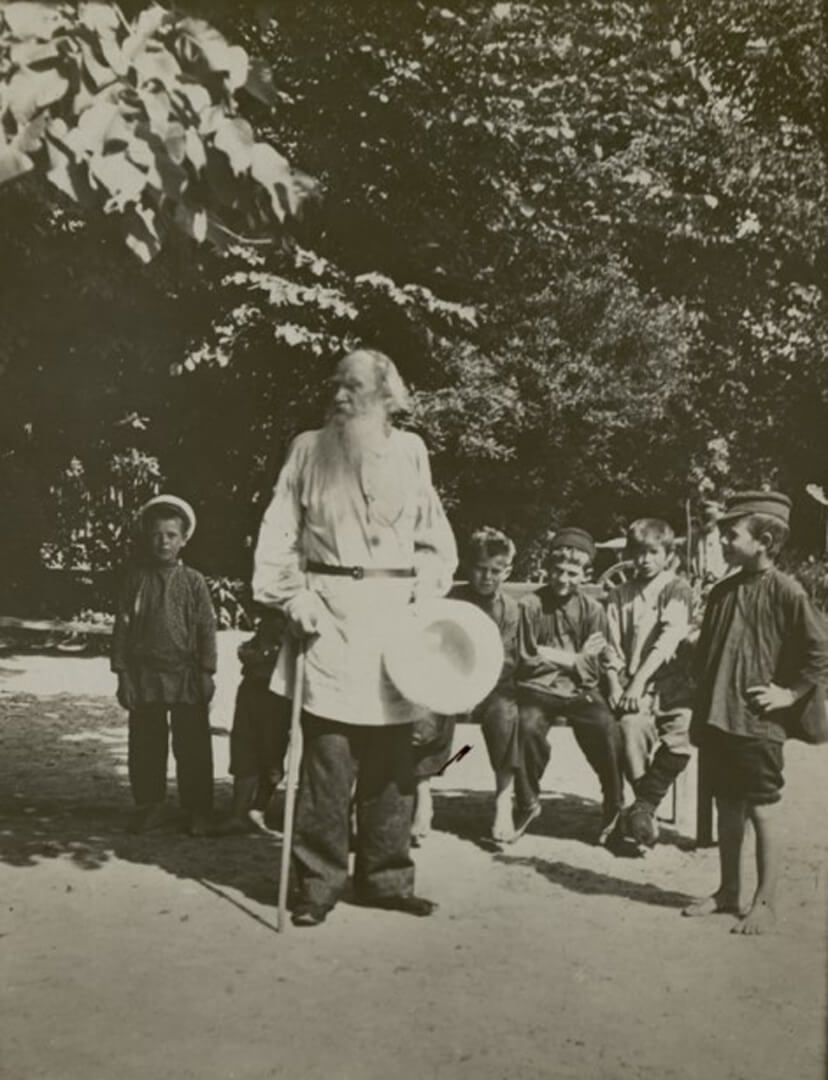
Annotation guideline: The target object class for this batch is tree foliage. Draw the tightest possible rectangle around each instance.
[0,1,314,259]
[1,0,826,595]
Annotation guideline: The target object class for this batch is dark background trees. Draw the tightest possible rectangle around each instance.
[1,0,825,603]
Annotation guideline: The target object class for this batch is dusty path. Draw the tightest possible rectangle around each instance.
[1,635,825,1080]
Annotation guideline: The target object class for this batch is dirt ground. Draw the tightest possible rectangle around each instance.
[1,632,826,1080]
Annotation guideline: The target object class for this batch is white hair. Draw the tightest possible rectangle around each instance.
[344,348,411,414]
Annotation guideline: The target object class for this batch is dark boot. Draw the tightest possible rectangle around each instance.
[627,746,689,847]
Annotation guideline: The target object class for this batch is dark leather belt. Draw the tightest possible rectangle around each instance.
[306,560,416,580]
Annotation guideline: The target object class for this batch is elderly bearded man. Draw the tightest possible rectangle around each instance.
[253,349,458,927]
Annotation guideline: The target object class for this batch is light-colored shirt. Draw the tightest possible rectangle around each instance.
[604,570,692,698]
[252,427,458,726]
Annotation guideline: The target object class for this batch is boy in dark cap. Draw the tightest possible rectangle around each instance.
[684,491,828,933]
[516,528,624,844]
[603,518,695,850]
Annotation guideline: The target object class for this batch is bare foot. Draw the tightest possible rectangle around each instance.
[682,890,742,917]
[411,782,433,840]
[732,899,776,935]
[491,790,514,843]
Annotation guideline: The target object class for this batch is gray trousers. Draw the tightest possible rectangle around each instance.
[292,712,416,909]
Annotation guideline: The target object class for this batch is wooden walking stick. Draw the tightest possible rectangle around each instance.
[277,645,305,932]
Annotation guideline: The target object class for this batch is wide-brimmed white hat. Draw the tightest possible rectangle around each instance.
[383,598,505,715]
[138,494,197,537]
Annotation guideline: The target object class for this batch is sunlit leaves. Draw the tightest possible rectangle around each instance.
[0,2,312,259]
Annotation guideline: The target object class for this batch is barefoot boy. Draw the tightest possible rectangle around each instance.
[603,518,694,849]
[516,528,623,844]
[411,527,522,843]
[684,491,828,933]
[111,495,217,836]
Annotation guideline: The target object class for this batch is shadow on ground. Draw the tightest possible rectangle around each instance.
[432,790,695,853]
[494,853,693,908]
[0,693,284,911]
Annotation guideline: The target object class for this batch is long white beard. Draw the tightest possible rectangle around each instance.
[317,413,388,482]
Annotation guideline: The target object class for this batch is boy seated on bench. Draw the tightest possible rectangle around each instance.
[515,528,624,845]
[602,518,694,849]
[412,527,522,843]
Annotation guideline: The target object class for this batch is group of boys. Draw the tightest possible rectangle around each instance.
[411,518,696,855]
[112,487,828,935]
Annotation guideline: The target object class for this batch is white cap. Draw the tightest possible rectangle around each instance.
[139,494,197,538]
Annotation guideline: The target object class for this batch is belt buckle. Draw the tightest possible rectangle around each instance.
[350,566,364,580]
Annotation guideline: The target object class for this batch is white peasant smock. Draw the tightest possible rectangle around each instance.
[252,428,458,726]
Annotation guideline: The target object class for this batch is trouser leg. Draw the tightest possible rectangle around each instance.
[515,702,553,810]
[567,695,624,815]
[411,715,456,781]
[292,713,356,909]
[479,692,520,774]
[128,706,169,806]
[170,704,214,815]
[253,690,292,808]
[353,723,416,901]
[634,744,691,811]
[619,710,658,785]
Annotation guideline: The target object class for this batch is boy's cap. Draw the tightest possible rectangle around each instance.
[548,527,596,561]
[139,494,197,537]
[718,491,791,526]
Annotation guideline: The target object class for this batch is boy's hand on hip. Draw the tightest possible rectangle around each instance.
[746,683,795,713]
[200,672,216,703]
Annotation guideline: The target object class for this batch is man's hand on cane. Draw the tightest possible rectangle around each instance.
[285,589,326,637]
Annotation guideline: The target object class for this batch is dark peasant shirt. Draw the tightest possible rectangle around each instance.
[517,587,607,697]
[692,567,828,743]
[111,561,217,706]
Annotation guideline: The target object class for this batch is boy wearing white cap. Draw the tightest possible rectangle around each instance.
[684,491,828,933]
[111,495,217,835]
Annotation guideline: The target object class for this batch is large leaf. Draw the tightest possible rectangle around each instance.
[122,203,162,262]
[164,121,186,165]
[6,68,69,124]
[64,100,120,156]
[138,86,171,134]
[132,44,181,88]
[0,145,33,183]
[250,142,291,220]
[8,39,60,67]
[2,2,67,40]
[79,39,116,90]
[45,132,80,200]
[184,127,206,171]
[213,116,254,175]
[173,18,242,84]
[88,150,148,206]
[13,112,48,153]
[78,2,120,37]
